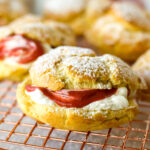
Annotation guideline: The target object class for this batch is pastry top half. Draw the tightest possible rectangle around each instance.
[110,1,150,31]
[44,0,111,21]
[0,19,76,47]
[9,14,43,27]
[43,0,87,22]
[85,1,150,62]
[43,0,111,35]
[89,1,150,41]
[132,50,150,101]
[0,0,28,25]
[30,46,146,91]
[86,0,111,25]
[133,50,150,89]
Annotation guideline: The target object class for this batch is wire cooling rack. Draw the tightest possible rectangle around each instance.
[0,80,150,150]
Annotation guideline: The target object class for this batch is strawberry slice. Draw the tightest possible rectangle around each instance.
[0,34,44,64]
[26,85,117,108]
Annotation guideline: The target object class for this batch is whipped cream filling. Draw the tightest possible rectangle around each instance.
[3,58,32,69]
[25,87,129,111]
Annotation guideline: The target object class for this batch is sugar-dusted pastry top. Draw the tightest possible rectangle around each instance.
[44,0,112,22]
[111,1,150,30]
[31,46,96,75]
[0,21,75,46]
[30,46,146,91]
[10,14,43,27]
[87,14,150,46]
[44,0,86,21]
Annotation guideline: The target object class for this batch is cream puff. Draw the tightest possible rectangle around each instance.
[17,46,146,131]
[132,50,150,101]
[86,0,111,28]
[43,0,111,35]
[0,0,28,26]
[0,21,75,82]
[85,1,150,62]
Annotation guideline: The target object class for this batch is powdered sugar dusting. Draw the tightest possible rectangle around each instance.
[44,0,85,15]
[10,14,42,27]
[32,46,95,74]
[64,56,107,78]
[112,2,150,30]
[31,48,145,90]
[101,54,141,86]
[55,46,96,57]
[11,22,75,46]
[13,22,53,43]
[32,52,62,74]
[15,22,50,32]
[92,14,150,46]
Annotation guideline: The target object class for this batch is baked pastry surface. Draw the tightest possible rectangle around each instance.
[9,14,43,27]
[132,50,150,101]
[30,46,145,91]
[0,21,75,82]
[85,1,150,62]
[17,78,138,131]
[17,46,146,131]
[0,21,76,47]
[43,0,111,35]
[0,0,28,25]
[0,60,29,82]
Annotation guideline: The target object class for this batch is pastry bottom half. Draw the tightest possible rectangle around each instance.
[0,61,29,82]
[17,78,138,131]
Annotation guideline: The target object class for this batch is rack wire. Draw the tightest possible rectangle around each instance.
[0,80,150,150]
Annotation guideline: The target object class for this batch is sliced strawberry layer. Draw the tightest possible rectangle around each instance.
[25,85,117,108]
[0,34,44,64]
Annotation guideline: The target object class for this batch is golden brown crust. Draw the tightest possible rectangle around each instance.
[9,14,43,27]
[86,0,111,26]
[0,0,28,25]
[43,0,86,35]
[30,46,96,90]
[0,21,76,47]
[43,0,111,35]
[132,50,150,101]
[0,60,29,82]
[17,78,138,131]
[30,46,146,91]
[85,1,150,62]
[111,2,150,31]
[44,21,76,46]
[43,0,86,22]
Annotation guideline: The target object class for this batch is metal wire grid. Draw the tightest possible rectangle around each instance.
[0,81,150,150]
